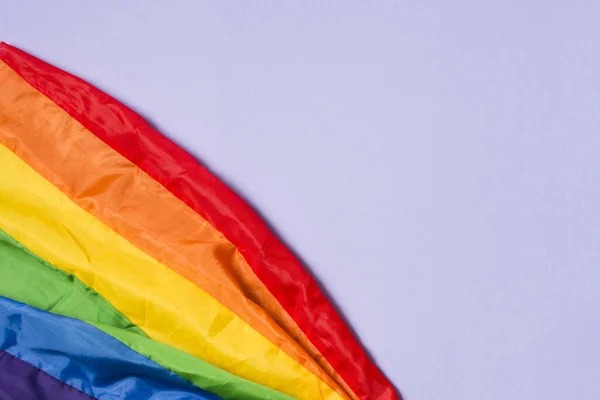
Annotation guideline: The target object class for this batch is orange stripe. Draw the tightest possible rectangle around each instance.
[0,60,357,400]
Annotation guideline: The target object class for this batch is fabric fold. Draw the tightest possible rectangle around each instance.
[0,58,350,400]
[0,228,291,400]
[0,139,328,399]
[0,41,397,400]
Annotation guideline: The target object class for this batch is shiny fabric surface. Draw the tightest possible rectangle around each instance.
[0,59,348,399]
[0,42,395,400]
[0,142,337,400]
[0,296,221,400]
[0,228,143,335]
[0,228,291,400]
[0,350,93,400]
[0,42,398,400]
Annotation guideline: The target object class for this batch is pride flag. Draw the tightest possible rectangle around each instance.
[0,42,396,400]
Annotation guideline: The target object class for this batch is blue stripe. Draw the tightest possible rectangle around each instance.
[0,296,221,400]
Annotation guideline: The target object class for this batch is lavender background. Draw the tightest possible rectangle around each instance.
[2,2,600,399]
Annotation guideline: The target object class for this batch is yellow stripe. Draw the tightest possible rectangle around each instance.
[0,142,342,400]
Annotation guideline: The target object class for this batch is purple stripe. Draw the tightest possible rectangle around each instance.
[0,350,94,400]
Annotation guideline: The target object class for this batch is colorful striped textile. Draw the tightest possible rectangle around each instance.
[0,228,289,400]
[0,42,396,400]
[0,350,93,400]
[0,296,220,400]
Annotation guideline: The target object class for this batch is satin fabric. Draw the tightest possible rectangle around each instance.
[0,228,291,400]
[0,42,396,400]
[0,296,223,400]
[0,229,144,336]
[0,60,348,400]
[0,143,339,400]
[0,350,93,400]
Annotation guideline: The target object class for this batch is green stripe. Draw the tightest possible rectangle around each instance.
[0,228,292,400]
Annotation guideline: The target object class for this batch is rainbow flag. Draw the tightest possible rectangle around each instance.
[0,42,396,400]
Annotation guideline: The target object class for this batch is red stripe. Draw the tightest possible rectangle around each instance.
[0,42,397,400]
